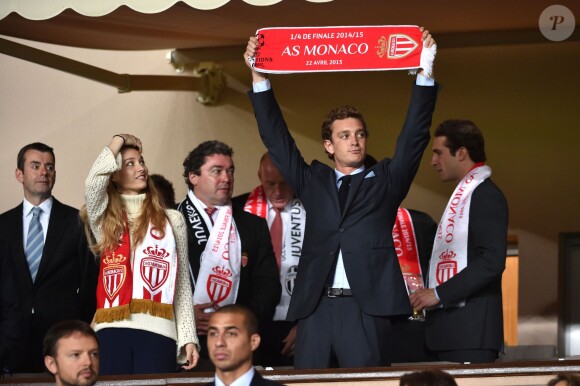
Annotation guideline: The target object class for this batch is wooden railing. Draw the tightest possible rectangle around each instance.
[2,360,579,386]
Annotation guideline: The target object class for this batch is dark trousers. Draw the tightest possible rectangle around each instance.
[391,316,437,363]
[97,328,177,375]
[435,349,499,364]
[294,296,392,369]
[259,320,295,367]
[13,315,45,373]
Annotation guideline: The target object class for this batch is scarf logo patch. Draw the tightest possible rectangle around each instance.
[140,245,170,293]
[284,265,298,296]
[207,266,233,303]
[102,253,127,301]
[436,249,457,285]
[377,34,418,59]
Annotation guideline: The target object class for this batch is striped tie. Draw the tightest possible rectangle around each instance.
[26,206,44,282]
[205,207,217,225]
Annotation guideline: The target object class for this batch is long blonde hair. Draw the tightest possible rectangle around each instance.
[81,145,168,255]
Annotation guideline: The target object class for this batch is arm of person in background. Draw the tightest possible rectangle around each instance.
[411,184,508,310]
[193,301,219,336]
[281,325,297,357]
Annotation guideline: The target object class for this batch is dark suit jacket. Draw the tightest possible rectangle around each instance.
[0,240,20,370]
[249,84,438,320]
[231,192,251,212]
[205,370,283,386]
[185,204,281,325]
[425,179,508,352]
[0,198,97,371]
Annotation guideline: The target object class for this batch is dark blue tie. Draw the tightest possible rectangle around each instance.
[338,175,351,213]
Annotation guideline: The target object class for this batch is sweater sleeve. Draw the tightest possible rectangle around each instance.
[167,209,200,360]
[84,147,119,244]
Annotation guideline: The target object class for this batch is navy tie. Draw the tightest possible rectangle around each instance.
[338,175,351,213]
[26,206,44,282]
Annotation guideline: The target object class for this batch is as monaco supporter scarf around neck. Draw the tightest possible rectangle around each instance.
[181,194,242,307]
[244,186,304,320]
[428,165,492,306]
[95,221,177,323]
[392,208,424,295]
[250,25,434,77]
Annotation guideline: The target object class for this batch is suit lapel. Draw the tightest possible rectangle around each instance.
[250,371,263,385]
[328,170,342,215]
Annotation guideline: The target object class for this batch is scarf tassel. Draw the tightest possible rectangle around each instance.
[130,299,175,320]
[94,304,131,323]
[93,300,174,323]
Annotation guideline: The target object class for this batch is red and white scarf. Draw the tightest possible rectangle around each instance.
[428,164,492,305]
[392,207,423,295]
[250,25,436,77]
[244,186,305,320]
[192,203,242,307]
[95,221,178,323]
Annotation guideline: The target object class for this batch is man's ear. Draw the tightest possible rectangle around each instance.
[323,139,334,156]
[456,147,469,161]
[250,333,261,352]
[15,168,23,183]
[188,172,198,188]
[44,355,58,376]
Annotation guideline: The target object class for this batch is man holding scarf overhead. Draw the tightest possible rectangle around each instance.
[244,27,438,368]
[410,120,508,363]
[178,141,281,363]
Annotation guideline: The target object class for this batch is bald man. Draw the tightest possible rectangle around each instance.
[233,153,305,367]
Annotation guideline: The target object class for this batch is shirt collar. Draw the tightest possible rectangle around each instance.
[266,198,292,212]
[334,165,365,183]
[23,196,53,217]
[188,190,230,211]
[215,366,255,386]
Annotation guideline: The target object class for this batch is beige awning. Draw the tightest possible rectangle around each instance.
[0,0,575,103]
[0,0,332,20]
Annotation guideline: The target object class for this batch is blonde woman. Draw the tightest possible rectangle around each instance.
[82,134,198,374]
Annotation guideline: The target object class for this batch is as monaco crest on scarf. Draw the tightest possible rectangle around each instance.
[435,249,458,285]
[140,245,171,294]
[250,25,423,73]
[207,266,233,303]
[103,254,127,301]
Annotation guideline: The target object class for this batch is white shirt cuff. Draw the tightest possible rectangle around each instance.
[416,73,435,87]
[253,79,271,93]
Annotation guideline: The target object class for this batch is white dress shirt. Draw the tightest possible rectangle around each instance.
[215,366,255,386]
[22,197,53,249]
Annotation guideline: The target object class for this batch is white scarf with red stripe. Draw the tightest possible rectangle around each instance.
[192,204,242,307]
[244,186,304,320]
[428,164,491,306]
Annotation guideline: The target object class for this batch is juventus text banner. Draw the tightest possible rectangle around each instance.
[251,25,424,74]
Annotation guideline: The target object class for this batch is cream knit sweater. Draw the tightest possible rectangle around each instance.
[85,147,198,362]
